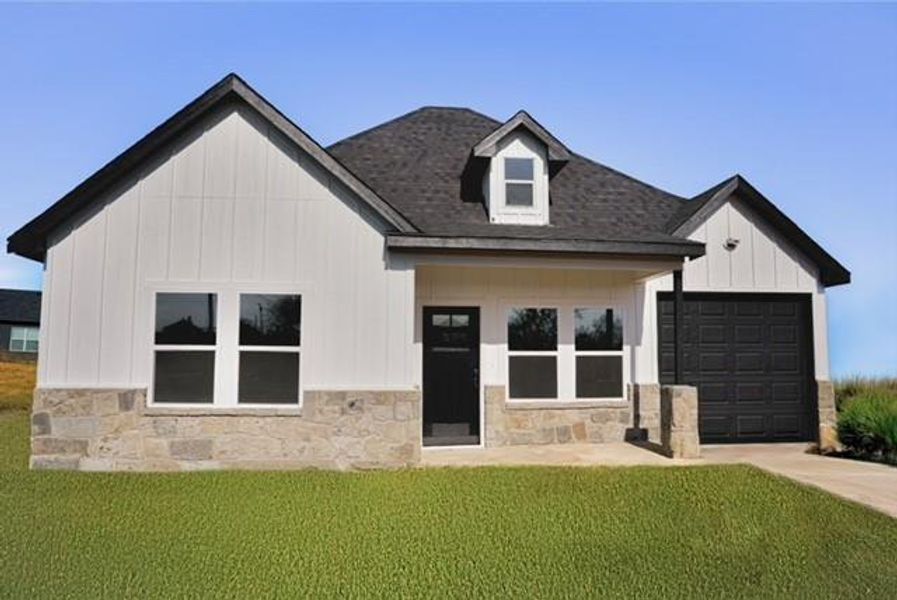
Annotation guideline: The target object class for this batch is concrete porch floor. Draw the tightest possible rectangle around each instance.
[421,442,897,519]
[421,442,696,468]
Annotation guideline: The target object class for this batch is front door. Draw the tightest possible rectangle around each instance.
[423,307,480,447]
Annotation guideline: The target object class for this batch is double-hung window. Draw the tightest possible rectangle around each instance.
[507,308,558,399]
[153,293,217,404]
[238,294,301,405]
[151,291,302,407]
[504,157,534,207]
[9,326,39,353]
[574,308,624,399]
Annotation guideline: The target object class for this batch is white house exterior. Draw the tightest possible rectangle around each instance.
[9,75,848,471]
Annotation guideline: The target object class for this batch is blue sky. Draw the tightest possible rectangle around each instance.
[0,3,894,376]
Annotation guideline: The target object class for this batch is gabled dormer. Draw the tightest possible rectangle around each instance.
[472,110,570,226]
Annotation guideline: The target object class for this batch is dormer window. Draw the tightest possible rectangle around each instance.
[472,110,570,227]
[505,158,534,207]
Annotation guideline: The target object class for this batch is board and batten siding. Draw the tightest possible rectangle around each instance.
[636,196,830,382]
[38,104,415,390]
[415,265,641,400]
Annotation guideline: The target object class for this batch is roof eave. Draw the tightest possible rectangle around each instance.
[671,174,850,288]
[8,73,417,263]
[387,234,705,259]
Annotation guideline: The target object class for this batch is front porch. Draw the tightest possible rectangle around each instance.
[421,441,698,468]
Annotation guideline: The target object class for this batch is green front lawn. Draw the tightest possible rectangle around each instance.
[1,411,896,597]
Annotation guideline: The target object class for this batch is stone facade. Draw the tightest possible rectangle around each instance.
[660,385,700,459]
[31,388,421,471]
[484,385,645,446]
[816,380,839,452]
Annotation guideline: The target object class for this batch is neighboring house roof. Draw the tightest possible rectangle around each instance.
[669,175,850,286]
[6,73,416,262]
[6,73,849,285]
[0,289,41,324]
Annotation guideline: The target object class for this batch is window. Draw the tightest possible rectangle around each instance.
[238,294,301,405]
[9,326,39,353]
[153,293,217,404]
[151,291,303,407]
[574,308,624,399]
[504,157,534,207]
[507,308,557,399]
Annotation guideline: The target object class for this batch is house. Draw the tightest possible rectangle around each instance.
[8,74,849,471]
[0,289,41,362]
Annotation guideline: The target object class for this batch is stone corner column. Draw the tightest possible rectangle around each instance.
[660,385,700,459]
[816,380,839,452]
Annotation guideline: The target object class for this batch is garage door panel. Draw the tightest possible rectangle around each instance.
[735,352,765,373]
[771,352,799,373]
[734,325,762,343]
[658,293,815,443]
[772,415,801,437]
[700,416,731,437]
[735,382,765,403]
[736,415,767,437]
[770,325,797,344]
[771,381,801,403]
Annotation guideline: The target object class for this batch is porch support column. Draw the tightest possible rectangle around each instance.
[673,268,684,384]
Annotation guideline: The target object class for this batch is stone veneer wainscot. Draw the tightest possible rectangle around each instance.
[31,388,421,471]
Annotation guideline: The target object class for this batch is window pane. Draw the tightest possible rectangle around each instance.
[576,355,623,398]
[240,294,301,346]
[575,308,623,351]
[509,356,557,399]
[506,183,533,206]
[9,339,24,352]
[505,157,533,181]
[153,351,214,403]
[239,351,299,404]
[508,308,557,351]
[24,340,38,353]
[155,293,216,345]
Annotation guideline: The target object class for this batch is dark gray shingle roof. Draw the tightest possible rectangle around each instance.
[0,289,41,324]
[328,107,692,246]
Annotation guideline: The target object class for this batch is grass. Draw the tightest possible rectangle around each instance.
[0,360,35,412]
[835,376,897,409]
[1,362,897,597]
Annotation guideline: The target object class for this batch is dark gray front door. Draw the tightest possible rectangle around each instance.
[422,307,480,447]
[658,293,816,443]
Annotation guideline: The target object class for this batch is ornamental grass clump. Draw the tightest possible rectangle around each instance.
[837,393,897,465]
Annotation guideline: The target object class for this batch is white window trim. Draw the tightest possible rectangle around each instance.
[9,326,39,353]
[502,302,628,404]
[573,307,626,402]
[146,284,305,411]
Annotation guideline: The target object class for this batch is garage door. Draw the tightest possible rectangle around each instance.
[658,293,816,443]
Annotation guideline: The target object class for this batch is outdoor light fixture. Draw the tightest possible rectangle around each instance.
[724,237,740,251]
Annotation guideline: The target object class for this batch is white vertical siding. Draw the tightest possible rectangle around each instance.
[415,265,639,400]
[37,104,415,389]
[640,197,830,382]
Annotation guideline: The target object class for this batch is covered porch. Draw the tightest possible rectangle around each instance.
[408,254,698,457]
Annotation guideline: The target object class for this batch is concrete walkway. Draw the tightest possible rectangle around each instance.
[701,443,897,519]
[421,442,897,518]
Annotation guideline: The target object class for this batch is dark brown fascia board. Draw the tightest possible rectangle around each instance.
[7,73,416,262]
[472,110,571,161]
[672,175,850,287]
[387,234,706,259]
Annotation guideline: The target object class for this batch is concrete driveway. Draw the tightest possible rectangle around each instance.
[701,443,897,519]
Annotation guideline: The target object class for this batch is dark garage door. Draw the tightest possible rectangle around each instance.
[658,293,816,443]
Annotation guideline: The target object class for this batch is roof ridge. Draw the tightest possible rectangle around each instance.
[327,106,501,150]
